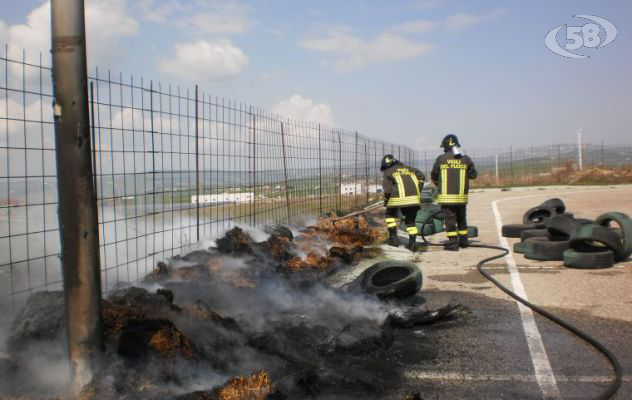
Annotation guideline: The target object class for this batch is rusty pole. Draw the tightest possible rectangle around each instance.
[318,124,322,216]
[50,0,104,394]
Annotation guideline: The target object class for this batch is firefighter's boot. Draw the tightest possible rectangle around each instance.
[458,233,469,248]
[406,235,417,252]
[444,236,459,251]
[387,227,399,247]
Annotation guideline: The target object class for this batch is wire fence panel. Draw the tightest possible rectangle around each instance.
[2,46,632,327]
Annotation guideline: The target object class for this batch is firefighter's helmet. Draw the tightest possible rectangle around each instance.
[440,134,460,149]
[380,154,399,171]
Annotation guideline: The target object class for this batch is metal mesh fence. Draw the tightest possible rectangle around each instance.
[0,49,416,325]
[417,143,632,188]
[2,47,631,326]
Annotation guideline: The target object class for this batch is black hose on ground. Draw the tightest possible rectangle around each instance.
[418,211,622,399]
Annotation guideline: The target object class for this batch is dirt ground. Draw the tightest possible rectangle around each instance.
[331,184,632,399]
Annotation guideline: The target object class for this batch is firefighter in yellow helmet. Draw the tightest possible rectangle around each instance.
[431,134,477,251]
[381,154,425,251]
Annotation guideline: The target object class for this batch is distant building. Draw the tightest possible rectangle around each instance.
[191,192,254,204]
[367,184,383,193]
[341,183,363,195]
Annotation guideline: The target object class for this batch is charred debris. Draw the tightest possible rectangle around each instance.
[1,212,466,400]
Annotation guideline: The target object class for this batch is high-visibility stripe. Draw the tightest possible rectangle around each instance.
[385,218,398,223]
[410,174,420,196]
[459,169,466,196]
[407,226,419,235]
[394,175,406,198]
[437,194,468,204]
[387,222,398,228]
[446,231,458,237]
[387,195,421,207]
[458,229,468,235]
[441,169,448,196]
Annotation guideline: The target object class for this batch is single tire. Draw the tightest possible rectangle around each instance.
[513,241,526,254]
[575,218,595,224]
[541,198,566,214]
[569,224,625,261]
[523,237,570,261]
[520,229,548,241]
[467,226,478,238]
[502,223,538,238]
[563,247,615,270]
[416,222,435,236]
[360,261,422,298]
[523,206,557,224]
[561,212,575,219]
[595,212,632,260]
[546,215,582,238]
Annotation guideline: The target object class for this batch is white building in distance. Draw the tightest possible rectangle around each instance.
[191,192,254,204]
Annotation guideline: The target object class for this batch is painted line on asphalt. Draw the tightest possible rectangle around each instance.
[492,198,561,399]
[405,370,632,383]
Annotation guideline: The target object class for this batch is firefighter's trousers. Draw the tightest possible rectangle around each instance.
[385,206,419,236]
[441,204,468,239]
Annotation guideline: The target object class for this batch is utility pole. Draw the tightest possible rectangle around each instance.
[577,131,583,171]
[51,0,104,395]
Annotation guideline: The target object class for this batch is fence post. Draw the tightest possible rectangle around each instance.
[495,153,499,185]
[365,141,369,205]
[250,106,257,226]
[280,122,291,225]
[354,132,358,208]
[338,131,342,212]
[194,85,200,242]
[318,124,322,215]
[51,0,104,393]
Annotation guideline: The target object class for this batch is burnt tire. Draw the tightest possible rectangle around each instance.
[595,212,632,260]
[569,224,625,261]
[523,206,556,225]
[502,223,538,238]
[513,241,526,254]
[523,237,570,261]
[360,261,422,298]
[520,229,548,241]
[563,247,615,270]
[541,198,566,214]
[546,215,582,239]
[467,226,478,238]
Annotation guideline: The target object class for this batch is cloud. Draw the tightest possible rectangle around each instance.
[137,0,253,35]
[297,28,433,73]
[0,0,139,68]
[188,5,252,34]
[444,10,505,32]
[272,95,333,125]
[158,39,249,82]
[391,19,438,34]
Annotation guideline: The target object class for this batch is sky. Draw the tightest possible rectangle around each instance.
[1,0,631,150]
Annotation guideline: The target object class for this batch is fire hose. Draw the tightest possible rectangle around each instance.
[419,211,622,400]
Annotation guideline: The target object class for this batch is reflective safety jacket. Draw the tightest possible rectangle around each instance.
[431,153,477,204]
[382,163,425,208]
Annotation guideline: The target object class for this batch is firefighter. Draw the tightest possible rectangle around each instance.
[381,154,425,251]
[431,134,477,251]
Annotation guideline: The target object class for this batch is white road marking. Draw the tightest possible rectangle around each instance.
[405,370,632,383]
[492,198,561,399]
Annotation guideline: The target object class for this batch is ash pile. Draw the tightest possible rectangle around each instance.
[0,212,465,400]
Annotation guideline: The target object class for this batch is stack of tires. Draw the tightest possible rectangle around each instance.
[502,198,632,269]
[413,204,479,238]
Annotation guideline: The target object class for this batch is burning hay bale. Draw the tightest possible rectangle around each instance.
[214,370,271,400]
[308,212,385,247]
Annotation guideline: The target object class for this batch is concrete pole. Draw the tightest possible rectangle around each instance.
[51,0,104,395]
[495,153,499,184]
